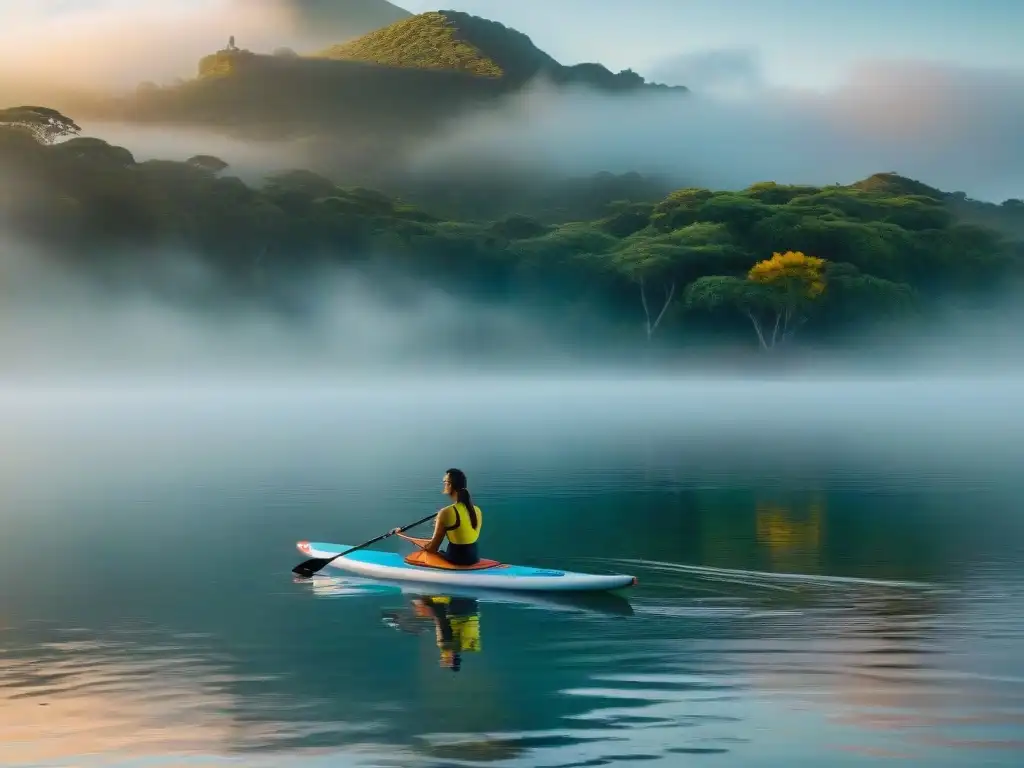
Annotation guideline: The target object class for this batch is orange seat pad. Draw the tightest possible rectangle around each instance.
[404,550,504,571]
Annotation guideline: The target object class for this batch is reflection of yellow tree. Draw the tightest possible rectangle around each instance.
[756,495,825,573]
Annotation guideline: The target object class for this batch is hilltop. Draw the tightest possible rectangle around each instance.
[850,172,946,199]
[317,10,679,90]
[193,10,680,94]
[852,172,1024,244]
[317,11,526,78]
[70,10,683,148]
[314,10,665,91]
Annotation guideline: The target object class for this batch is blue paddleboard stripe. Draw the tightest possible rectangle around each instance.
[306,543,566,578]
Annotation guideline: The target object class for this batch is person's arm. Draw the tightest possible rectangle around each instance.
[394,509,448,552]
[398,534,431,548]
[422,510,448,553]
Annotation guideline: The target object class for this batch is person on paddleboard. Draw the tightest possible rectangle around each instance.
[391,467,482,566]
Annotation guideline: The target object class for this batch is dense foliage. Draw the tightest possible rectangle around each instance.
[2,110,1021,355]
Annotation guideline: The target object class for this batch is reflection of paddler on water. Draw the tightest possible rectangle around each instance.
[381,594,481,671]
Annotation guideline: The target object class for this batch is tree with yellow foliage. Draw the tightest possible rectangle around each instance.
[747,250,827,347]
[684,250,828,351]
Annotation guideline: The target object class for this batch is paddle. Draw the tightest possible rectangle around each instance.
[291,513,437,578]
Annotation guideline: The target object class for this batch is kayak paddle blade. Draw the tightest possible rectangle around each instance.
[291,512,436,579]
[292,557,331,578]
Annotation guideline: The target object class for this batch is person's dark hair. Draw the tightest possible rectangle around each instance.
[446,467,477,529]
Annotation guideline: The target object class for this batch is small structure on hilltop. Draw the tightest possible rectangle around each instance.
[200,35,256,77]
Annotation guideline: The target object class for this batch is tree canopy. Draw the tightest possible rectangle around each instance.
[1,110,1020,356]
[0,106,82,144]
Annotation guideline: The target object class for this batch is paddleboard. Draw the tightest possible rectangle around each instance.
[296,541,637,593]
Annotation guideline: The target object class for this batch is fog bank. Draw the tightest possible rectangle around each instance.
[413,59,1024,203]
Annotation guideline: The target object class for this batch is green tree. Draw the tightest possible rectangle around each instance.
[610,222,749,341]
[262,169,338,199]
[51,137,135,167]
[186,155,230,174]
[0,106,81,144]
[822,262,918,328]
[611,243,677,341]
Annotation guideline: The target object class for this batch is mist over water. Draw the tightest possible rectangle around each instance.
[2,210,1023,384]
[3,372,1024,504]
[0,232,582,381]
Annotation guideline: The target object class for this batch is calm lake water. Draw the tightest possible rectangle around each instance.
[1,375,1023,767]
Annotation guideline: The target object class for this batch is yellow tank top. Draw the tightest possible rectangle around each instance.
[439,502,482,545]
[425,596,481,653]
[449,614,481,652]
